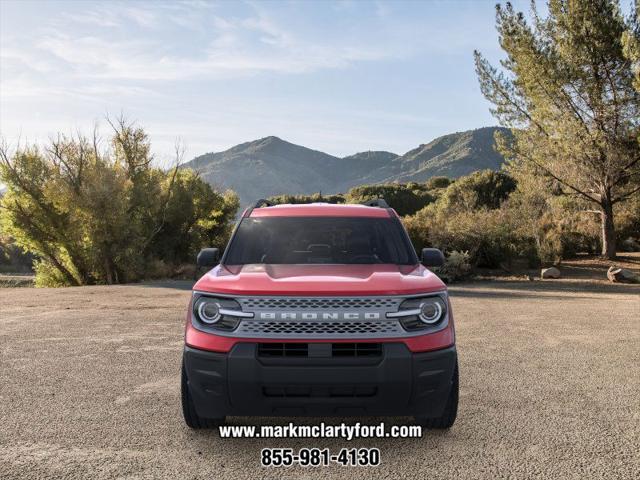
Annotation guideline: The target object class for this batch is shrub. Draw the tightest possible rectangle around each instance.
[403,194,526,269]
[0,235,33,273]
[267,192,345,204]
[438,170,516,213]
[437,250,472,282]
[0,121,238,286]
[345,183,435,216]
[425,176,451,190]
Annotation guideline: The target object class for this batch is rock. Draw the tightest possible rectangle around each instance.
[541,267,561,279]
[607,266,639,283]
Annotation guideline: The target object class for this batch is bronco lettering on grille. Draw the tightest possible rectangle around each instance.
[258,312,381,320]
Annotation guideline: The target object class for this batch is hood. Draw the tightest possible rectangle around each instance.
[193,264,446,296]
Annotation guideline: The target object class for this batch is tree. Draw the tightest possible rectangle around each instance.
[438,170,516,213]
[345,183,435,216]
[425,176,452,190]
[475,0,640,258]
[149,170,239,265]
[403,170,528,268]
[623,2,640,92]
[0,119,238,286]
[267,192,346,205]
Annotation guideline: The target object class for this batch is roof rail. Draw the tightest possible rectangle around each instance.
[361,198,390,208]
[244,198,276,217]
[254,199,275,208]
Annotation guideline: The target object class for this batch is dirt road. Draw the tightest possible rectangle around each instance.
[1,281,638,479]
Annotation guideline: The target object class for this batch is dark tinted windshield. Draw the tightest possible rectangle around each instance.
[224,217,417,265]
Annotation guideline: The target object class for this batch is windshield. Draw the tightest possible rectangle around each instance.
[223,217,418,265]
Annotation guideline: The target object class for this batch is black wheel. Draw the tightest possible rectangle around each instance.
[181,362,225,429]
[415,361,458,429]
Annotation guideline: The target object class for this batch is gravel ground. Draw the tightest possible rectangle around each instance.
[0,281,638,479]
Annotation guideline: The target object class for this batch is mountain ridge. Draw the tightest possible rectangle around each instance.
[182,126,510,206]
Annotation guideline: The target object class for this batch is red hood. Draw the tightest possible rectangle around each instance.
[193,264,446,296]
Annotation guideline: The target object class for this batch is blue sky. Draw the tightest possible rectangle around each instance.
[0,0,532,163]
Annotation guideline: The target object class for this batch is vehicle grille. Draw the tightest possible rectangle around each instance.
[238,320,403,337]
[239,297,400,310]
[332,343,382,357]
[256,343,383,358]
[257,343,308,357]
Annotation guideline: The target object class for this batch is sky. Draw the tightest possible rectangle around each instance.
[0,0,533,164]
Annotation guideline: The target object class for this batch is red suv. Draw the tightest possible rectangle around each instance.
[182,199,458,429]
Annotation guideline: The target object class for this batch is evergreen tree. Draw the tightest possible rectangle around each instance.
[475,0,640,258]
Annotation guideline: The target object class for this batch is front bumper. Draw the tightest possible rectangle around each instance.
[183,343,457,418]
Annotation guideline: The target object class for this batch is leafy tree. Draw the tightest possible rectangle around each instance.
[438,170,516,213]
[425,176,452,190]
[403,171,529,268]
[475,0,640,258]
[0,120,238,286]
[0,231,33,273]
[345,182,436,216]
[149,171,239,265]
[267,192,345,205]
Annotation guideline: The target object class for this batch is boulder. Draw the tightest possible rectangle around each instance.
[607,266,639,283]
[541,267,561,279]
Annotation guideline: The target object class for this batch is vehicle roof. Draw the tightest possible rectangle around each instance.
[246,203,394,218]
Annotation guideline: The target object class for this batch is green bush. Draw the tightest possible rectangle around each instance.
[267,192,345,204]
[438,170,516,213]
[0,121,238,286]
[403,173,535,269]
[345,183,435,216]
[425,176,451,190]
[0,235,33,273]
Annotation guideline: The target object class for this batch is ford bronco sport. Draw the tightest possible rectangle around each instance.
[182,199,458,429]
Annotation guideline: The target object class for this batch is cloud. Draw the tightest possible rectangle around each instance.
[0,0,499,160]
[61,4,160,29]
[9,4,397,84]
[2,0,487,92]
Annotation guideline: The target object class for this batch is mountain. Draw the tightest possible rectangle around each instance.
[184,136,345,205]
[183,127,510,206]
[351,127,511,185]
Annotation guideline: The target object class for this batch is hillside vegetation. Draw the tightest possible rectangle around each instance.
[268,169,639,278]
[183,127,510,206]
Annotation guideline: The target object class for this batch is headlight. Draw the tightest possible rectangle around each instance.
[418,298,445,324]
[388,294,447,330]
[192,295,251,330]
[196,298,221,324]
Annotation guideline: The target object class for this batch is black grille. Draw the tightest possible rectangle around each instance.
[257,343,308,357]
[257,343,383,358]
[332,343,383,357]
[240,321,400,336]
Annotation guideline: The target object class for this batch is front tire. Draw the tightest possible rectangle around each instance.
[181,362,225,429]
[415,360,458,429]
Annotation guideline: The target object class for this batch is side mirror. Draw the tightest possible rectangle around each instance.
[421,248,445,268]
[197,248,220,268]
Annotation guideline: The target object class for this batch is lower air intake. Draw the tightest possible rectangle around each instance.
[257,343,308,357]
[332,343,382,357]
